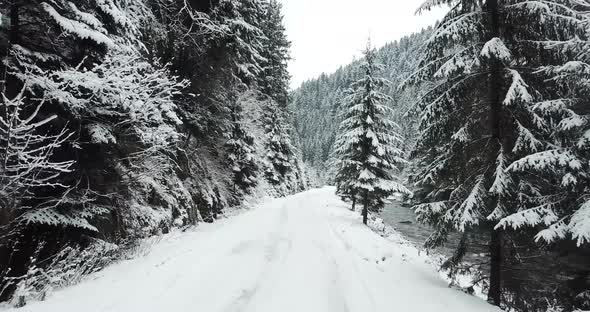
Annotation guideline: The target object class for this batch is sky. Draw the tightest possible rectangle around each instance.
[278,0,448,89]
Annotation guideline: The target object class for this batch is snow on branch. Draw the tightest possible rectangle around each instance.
[526,198,590,246]
[41,2,115,47]
[505,1,552,14]
[480,37,512,64]
[434,45,482,79]
[67,2,104,31]
[532,99,575,116]
[558,113,587,131]
[21,207,99,232]
[457,176,486,231]
[535,219,569,244]
[508,149,582,172]
[0,86,75,202]
[41,51,189,147]
[415,0,454,14]
[503,69,533,106]
[512,120,544,153]
[425,11,485,49]
[570,200,590,246]
[95,0,136,32]
[578,129,590,148]
[489,149,513,196]
[496,202,559,230]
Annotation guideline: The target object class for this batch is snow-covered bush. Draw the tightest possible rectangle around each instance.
[0,87,74,223]
[33,50,188,146]
[5,240,118,307]
[8,47,191,236]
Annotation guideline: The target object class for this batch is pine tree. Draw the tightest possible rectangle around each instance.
[227,0,267,85]
[333,41,410,225]
[226,103,259,194]
[291,29,432,183]
[259,0,291,107]
[408,0,586,305]
[497,48,590,246]
[263,101,296,187]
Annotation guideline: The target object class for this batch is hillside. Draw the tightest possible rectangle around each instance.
[0,0,305,303]
[291,28,432,182]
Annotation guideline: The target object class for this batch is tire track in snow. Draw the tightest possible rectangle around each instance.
[325,215,378,312]
[222,202,293,312]
[313,237,352,312]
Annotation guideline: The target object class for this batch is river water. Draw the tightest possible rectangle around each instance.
[380,201,590,307]
[380,202,457,255]
[380,202,489,261]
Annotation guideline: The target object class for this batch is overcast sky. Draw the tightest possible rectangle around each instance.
[278,0,448,89]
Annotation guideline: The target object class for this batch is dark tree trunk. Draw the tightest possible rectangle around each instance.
[9,1,19,45]
[486,0,504,306]
[488,228,503,306]
[1,1,19,96]
[362,190,368,225]
[351,195,356,211]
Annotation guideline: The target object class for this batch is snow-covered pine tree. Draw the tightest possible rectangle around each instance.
[333,41,410,225]
[162,0,267,140]
[408,0,587,305]
[497,44,590,246]
[331,87,360,210]
[226,103,259,194]
[226,0,267,86]
[331,112,359,211]
[259,0,291,107]
[263,101,296,187]
[291,29,432,184]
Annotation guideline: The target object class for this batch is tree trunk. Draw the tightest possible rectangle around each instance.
[351,195,356,211]
[488,228,503,306]
[1,1,19,95]
[486,0,504,306]
[362,190,368,225]
[9,1,19,45]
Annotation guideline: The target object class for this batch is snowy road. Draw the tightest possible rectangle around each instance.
[9,187,498,312]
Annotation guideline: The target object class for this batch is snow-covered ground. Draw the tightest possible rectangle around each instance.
[5,187,499,312]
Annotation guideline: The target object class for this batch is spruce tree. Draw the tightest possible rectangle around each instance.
[259,0,291,107]
[226,103,259,194]
[230,0,267,85]
[498,50,590,246]
[291,29,432,184]
[408,0,586,305]
[263,101,296,186]
[333,41,409,225]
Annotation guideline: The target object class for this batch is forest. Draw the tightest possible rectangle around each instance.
[0,0,306,305]
[0,0,589,312]
[293,1,590,311]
